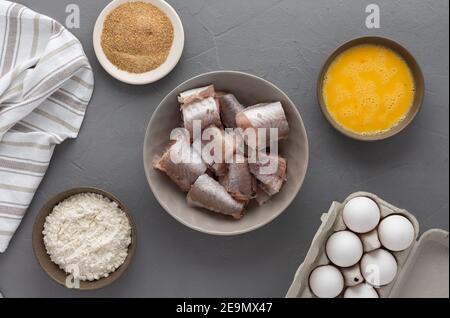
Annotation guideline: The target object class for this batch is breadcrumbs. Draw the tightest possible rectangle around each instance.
[101,2,174,73]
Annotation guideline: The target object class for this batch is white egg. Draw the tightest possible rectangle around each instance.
[326,231,363,267]
[361,249,398,287]
[378,215,415,251]
[344,283,379,298]
[343,196,381,233]
[309,265,344,298]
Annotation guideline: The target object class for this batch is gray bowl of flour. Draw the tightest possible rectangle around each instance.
[32,187,137,291]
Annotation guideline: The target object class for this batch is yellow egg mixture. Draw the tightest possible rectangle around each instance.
[323,44,415,136]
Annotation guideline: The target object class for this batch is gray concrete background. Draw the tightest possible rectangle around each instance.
[0,0,448,297]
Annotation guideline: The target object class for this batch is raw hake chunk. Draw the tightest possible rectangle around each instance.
[249,153,287,196]
[178,85,215,104]
[182,97,222,138]
[255,184,272,206]
[187,174,245,219]
[154,138,207,192]
[219,94,245,128]
[236,102,289,148]
[219,154,256,202]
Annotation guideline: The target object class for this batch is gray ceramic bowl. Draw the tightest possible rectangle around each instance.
[143,71,309,235]
[32,187,137,290]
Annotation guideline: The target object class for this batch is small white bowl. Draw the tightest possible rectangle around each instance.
[93,0,185,85]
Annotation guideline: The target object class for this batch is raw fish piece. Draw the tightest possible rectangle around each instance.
[187,174,245,219]
[255,184,271,206]
[219,94,245,128]
[178,85,215,104]
[219,154,257,202]
[154,138,207,192]
[248,153,287,196]
[236,102,289,148]
[182,97,222,138]
[194,126,235,177]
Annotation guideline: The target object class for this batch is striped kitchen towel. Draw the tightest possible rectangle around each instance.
[0,1,94,252]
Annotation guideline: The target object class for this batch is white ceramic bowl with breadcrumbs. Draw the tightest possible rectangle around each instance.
[143,71,309,235]
[93,0,184,85]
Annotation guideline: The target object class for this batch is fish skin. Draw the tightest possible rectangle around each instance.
[182,97,222,139]
[154,138,207,192]
[193,125,235,177]
[248,153,287,196]
[178,85,215,104]
[255,184,271,206]
[236,102,289,148]
[219,94,245,128]
[219,154,257,202]
[187,174,245,219]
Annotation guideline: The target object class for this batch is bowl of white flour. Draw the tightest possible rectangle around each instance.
[32,187,137,290]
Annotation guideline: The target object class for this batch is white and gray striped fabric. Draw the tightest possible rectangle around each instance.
[0,1,94,253]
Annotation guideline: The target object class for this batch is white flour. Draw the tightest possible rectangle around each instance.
[43,193,132,281]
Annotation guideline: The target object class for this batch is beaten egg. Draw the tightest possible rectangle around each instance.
[323,44,415,136]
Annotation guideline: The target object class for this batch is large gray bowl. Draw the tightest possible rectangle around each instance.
[143,71,309,235]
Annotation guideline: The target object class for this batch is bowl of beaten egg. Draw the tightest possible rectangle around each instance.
[318,36,424,141]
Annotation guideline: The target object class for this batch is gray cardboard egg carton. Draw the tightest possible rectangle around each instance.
[286,191,449,298]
